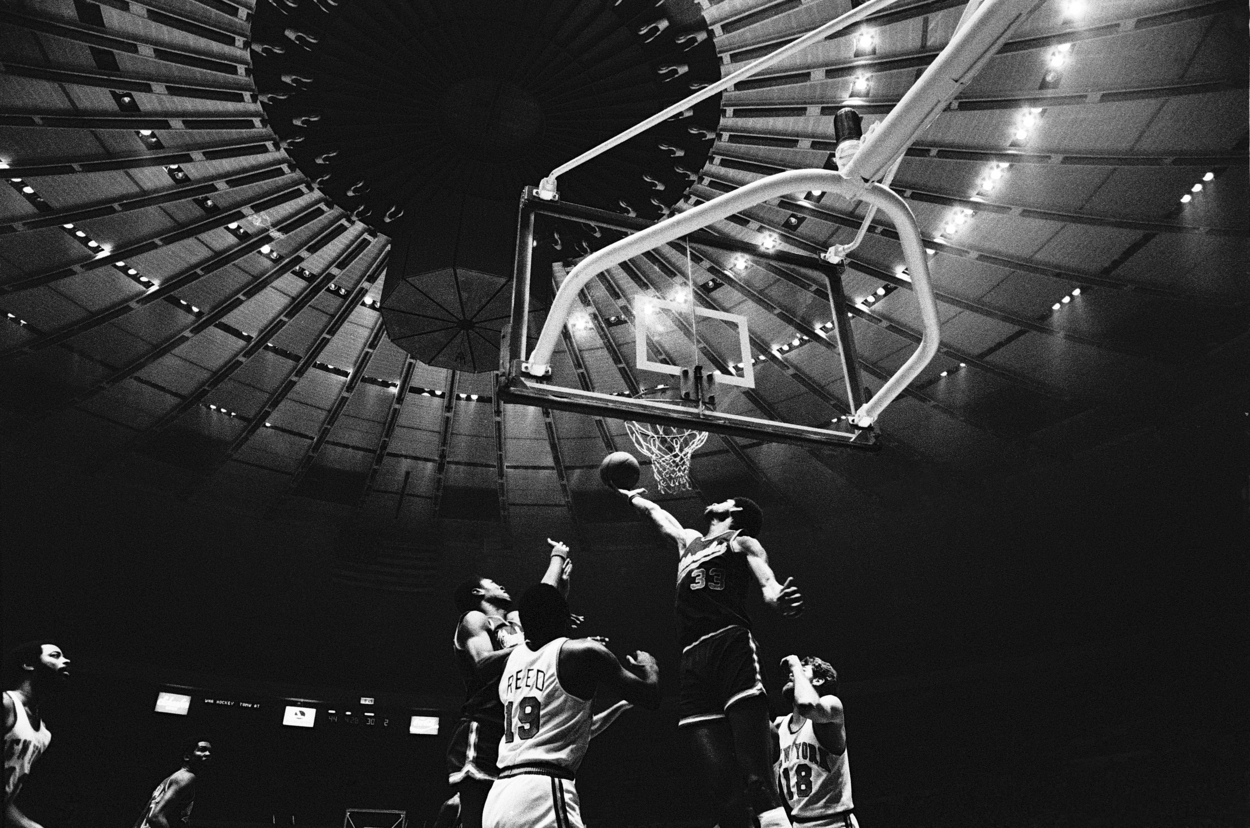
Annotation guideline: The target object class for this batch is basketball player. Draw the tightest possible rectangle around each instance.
[481,584,660,828]
[774,656,856,828]
[447,539,574,828]
[621,491,803,828]
[3,641,71,828]
[133,739,213,828]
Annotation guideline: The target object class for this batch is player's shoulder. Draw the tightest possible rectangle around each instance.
[730,533,764,554]
[1,690,14,731]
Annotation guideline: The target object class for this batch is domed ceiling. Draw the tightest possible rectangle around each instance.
[0,0,1246,590]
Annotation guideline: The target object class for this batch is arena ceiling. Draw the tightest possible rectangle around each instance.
[0,0,1246,614]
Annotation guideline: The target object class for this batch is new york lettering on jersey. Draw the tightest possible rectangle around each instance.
[775,714,853,820]
[676,530,753,647]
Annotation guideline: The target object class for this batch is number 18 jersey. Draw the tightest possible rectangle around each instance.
[496,638,593,775]
[774,713,853,822]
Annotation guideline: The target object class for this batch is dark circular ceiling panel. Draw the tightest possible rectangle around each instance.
[252,0,722,371]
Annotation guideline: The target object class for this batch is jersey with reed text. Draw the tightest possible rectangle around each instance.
[496,638,593,774]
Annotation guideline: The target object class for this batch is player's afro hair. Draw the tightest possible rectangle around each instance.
[730,497,763,537]
[2,640,55,689]
[453,577,487,614]
[519,584,571,638]
[802,656,839,694]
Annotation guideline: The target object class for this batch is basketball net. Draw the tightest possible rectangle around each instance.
[624,420,708,494]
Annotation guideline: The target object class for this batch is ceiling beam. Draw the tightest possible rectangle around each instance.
[560,324,618,453]
[90,0,249,47]
[354,355,419,510]
[0,110,266,131]
[0,6,248,75]
[0,62,255,103]
[710,149,1241,237]
[491,373,511,531]
[0,141,276,177]
[722,77,1247,117]
[0,201,329,362]
[429,371,459,520]
[140,233,376,433]
[700,168,1232,305]
[32,216,351,417]
[0,162,292,234]
[287,316,387,493]
[0,183,310,294]
[541,409,580,527]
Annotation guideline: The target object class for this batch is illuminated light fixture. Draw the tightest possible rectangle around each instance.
[940,370,948,377]
[1051,302,1061,310]
[127,268,138,275]
[260,245,272,254]
[959,363,967,368]
[854,29,875,54]
[191,305,200,313]
[1048,43,1071,69]
[851,75,870,96]
[1203,171,1214,182]
[139,129,153,136]
[1180,194,1192,204]
[21,186,34,194]
[1061,0,1085,20]
[1191,183,1202,193]
[1072,288,1081,296]
[74,230,87,238]
[925,248,936,256]
[63,223,74,229]
[732,254,748,270]
[0,161,8,169]
[470,393,479,400]
[945,223,959,235]
[876,287,886,296]
[791,337,801,347]
[864,295,876,304]
[1061,295,1071,303]
[228,222,240,229]
[87,240,99,248]
[265,422,272,427]
[758,233,779,251]
[8,178,20,183]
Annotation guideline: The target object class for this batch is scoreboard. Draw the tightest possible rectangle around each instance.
[154,688,445,736]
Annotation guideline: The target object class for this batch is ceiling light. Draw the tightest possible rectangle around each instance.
[1014,129,1029,141]
[1061,0,1085,20]
[75,230,87,237]
[1180,194,1192,204]
[1072,288,1081,296]
[1051,302,1061,310]
[1191,183,1202,193]
[62,223,74,229]
[855,30,874,51]
[1062,295,1071,303]
[940,370,948,377]
[87,240,99,248]
[876,287,886,296]
[1203,171,1214,182]
[959,363,966,368]
[21,186,34,194]
[260,245,272,254]
[139,129,153,136]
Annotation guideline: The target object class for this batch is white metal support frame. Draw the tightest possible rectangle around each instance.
[522,169,939,428]
[509,0,1048,438]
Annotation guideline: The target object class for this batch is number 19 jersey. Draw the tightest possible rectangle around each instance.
[496,637,593,776]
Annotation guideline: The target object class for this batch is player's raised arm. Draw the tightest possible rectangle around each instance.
[541,538,572,596]
[457,611,512,666]
[781,655,842,727]
[620,489,700,549]
[738,535,804,618]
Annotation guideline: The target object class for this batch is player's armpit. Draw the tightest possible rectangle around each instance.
[457,612,502,664]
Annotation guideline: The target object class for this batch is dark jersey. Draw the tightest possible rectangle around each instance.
[455,613,525,723]
[675,529,753,647]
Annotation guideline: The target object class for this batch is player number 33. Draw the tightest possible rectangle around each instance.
[689,567,725,591]
[503,695,541,742]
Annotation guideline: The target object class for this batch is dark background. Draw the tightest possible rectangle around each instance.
[3,396,1247,826]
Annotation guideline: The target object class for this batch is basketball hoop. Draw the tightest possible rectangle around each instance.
[624,387,709,494]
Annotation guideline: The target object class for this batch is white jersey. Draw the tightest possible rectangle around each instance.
[496,637,593,776]
[4,690,52,806]
[775,712,853,823]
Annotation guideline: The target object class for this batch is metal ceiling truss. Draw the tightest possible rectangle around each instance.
[353,355,418,510]
[725,77,1248,118]
[0,162,293,234]
[723,254,1075,402]
[210,250,390,468]
[0,62,256,103]
[716,0,965,55]
[286,315,387,493]
[541,409,580,527]
[34,214,350,418]
[0,111,267,131]
[687,185,1188,362]
[0,201,330,362]
[0,184,311,294]
[491,375,511,530]
[0,6,249,75]
[0,141,277,177]
[724,0,1237,83]
[90,0,250,47]
[141,231,376,434]
[697,171,1226,306]
[429,371,459,520]
[710,149,1241,237]
[559,323,618,454]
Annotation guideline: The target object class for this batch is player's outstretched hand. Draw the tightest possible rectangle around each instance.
[588,635,610,646]
[618,487,647,500]
[548,538,571,560]
[778,577,804,618]
[626,650,659,676]
[781,654,803,675]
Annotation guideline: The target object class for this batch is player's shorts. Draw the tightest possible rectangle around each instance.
[446,717,504,784]
[677,624,765,727]
[481,769,582,828]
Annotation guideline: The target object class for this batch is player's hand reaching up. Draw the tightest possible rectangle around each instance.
[548,538,571,560]
[778,577,804,618]
[781,654,803,676]
[618,487,647,500]
[626,650,659,678]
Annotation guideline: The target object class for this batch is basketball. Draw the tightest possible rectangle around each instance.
[599,451,641,489]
